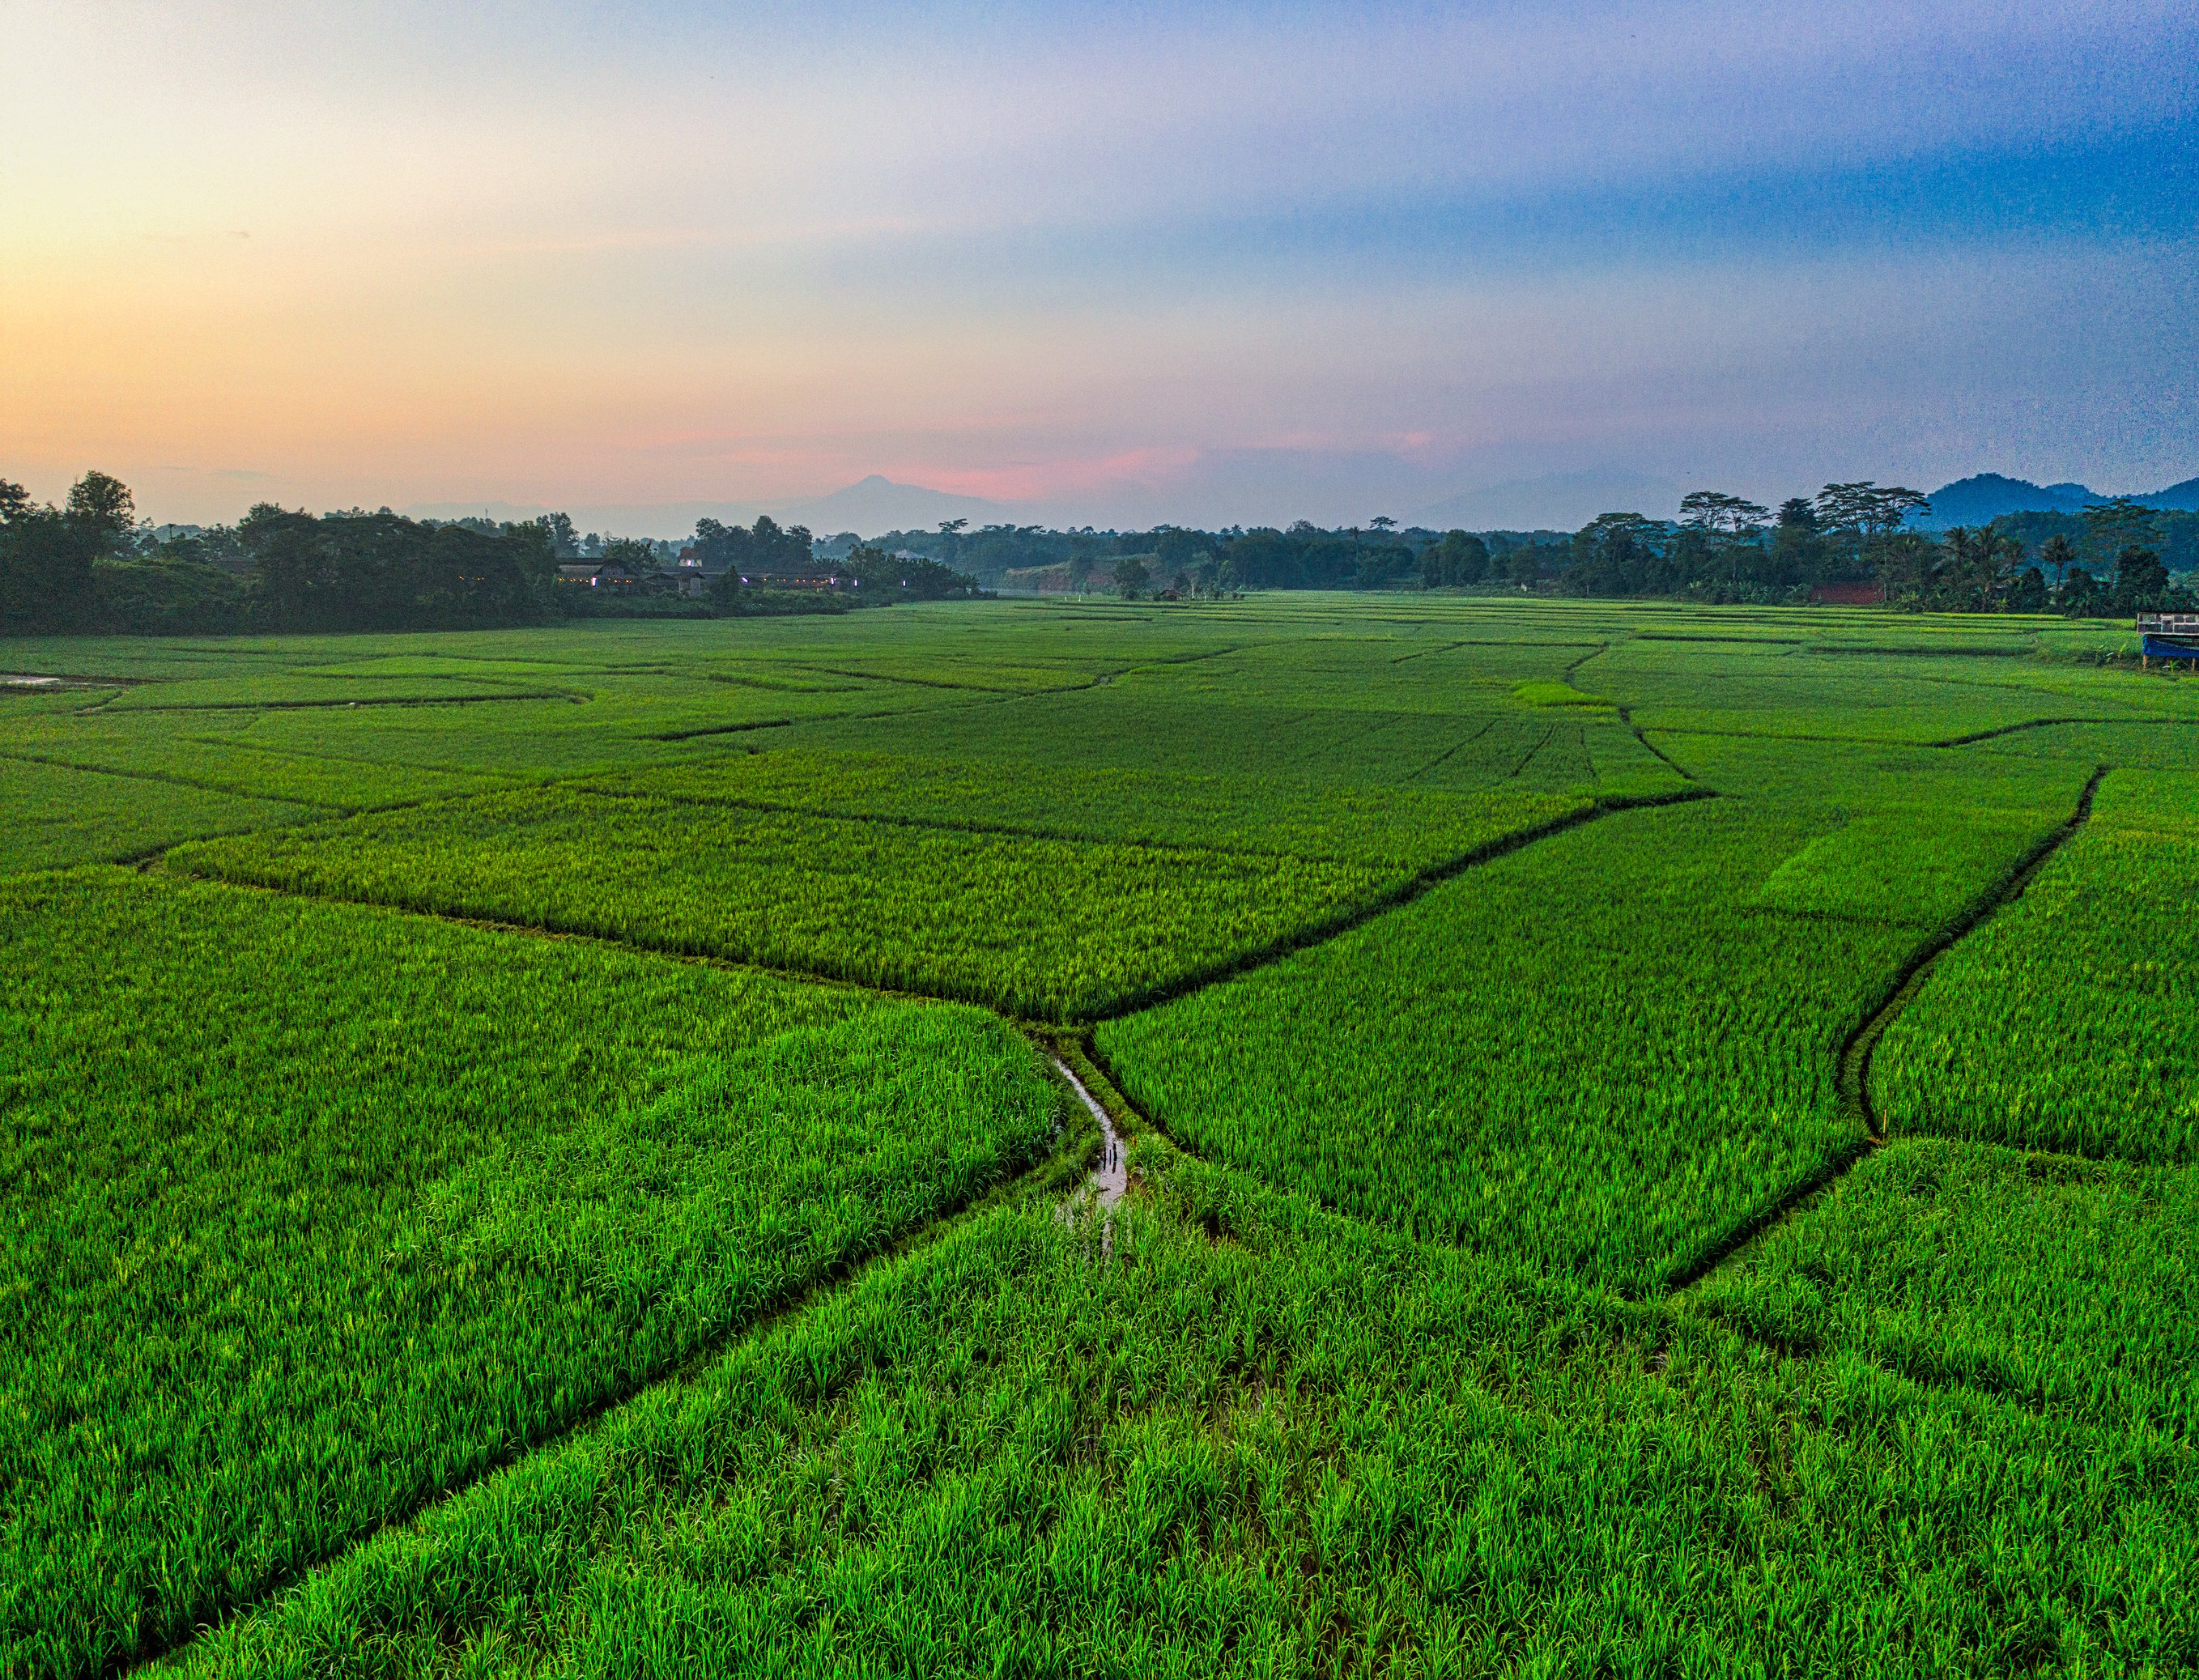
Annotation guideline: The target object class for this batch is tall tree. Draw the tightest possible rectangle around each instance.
[937,517,968,566]
[2081,497,2159,577]
[64,470,138,556]
[1939,525,2022,612]
[1814,482,1930,538]
[0,478,96,631]
[2039,533,2077,589]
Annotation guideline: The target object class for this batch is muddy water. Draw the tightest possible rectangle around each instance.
[1053,1057,1126,1208]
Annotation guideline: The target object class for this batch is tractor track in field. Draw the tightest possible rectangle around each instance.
[1664,765,2106,1299]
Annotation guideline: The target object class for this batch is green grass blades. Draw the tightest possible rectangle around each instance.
[1509,678,1608,707]
[1099,796,1911,1292]
[582,746,1588,870]
[172,1157,2199,1676]
[1754,810,2060,928]
[1689,1137,2199,1440]
[0,755,312,874]
[1873,769,2199,1163]
[168,789,1406,1021]
[0,870,1060,1678]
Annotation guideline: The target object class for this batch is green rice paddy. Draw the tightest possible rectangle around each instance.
[2,595,2194,1675]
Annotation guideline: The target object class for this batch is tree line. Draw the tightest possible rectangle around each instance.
[904,488,2189,615]
[0,473,979,636]
[7,467,2188,634]
[1558,485,2188,614]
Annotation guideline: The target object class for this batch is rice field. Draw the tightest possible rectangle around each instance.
[4,594,2197,1675]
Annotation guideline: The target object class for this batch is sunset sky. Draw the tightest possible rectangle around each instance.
[3,1,2194,531]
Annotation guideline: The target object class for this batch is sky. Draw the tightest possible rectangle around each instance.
[2,0,2194,534]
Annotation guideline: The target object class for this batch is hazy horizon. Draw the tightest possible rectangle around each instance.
[6,2,2194,530]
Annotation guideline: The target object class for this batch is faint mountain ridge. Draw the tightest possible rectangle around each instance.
[772,474,1009,538]
[1414,470,1681,532]
[1911,472,2199,528]
[1908,474,2099,530]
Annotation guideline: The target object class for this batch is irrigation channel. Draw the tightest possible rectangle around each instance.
[103,759,2104,1667]
[1052,1056,1129,1211]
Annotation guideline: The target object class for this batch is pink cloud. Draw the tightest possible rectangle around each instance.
[917,446,1203,504]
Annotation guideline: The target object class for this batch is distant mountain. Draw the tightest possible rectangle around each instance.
[2139,476,2199,513]
[772,475,1008,538]
[1908,474,2101,530]
[1414,470,1680,533]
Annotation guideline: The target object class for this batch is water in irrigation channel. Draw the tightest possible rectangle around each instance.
[1053,1057,1126,1251]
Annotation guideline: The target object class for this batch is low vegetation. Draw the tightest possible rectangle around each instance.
[0,870,1059,1675]
[172,1152,2199,1676]
[169,788,1406,1021]
[1691,1137,2199,1438]
[2,595,2196,1674]
[1874,768,2199,1162]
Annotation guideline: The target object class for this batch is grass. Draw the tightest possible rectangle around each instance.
[168,787,1414,1021]
[1097,796,1908,1291]
[0,755,312,873]
[582,746,1587,869]
[1510,678,1607,706]
[1873,768,2199,1163]
[5,598,2199,1674]
[1690,1137,2199,1438]
[0,869,1061,1678]
[1094,740,2091,1292]
[168,1148,2199,1677]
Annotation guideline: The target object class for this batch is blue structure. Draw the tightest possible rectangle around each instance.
[2137,615,2199,664]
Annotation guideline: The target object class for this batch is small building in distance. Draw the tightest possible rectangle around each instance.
[1810,581,1887,606]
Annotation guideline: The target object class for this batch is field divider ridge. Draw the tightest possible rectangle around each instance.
[644,670,1115,741]
[109,689,585,714]
[1660,763,2108,1298]
[0,746,499,822]
[564,780,1426,870]
[1616,710,1698,782]
[1403,713,1504,780]
[157,781,1714,1031]
[102,1063,1100,1680]
[1928,716,2112,748]
[1080,786,1717,1026]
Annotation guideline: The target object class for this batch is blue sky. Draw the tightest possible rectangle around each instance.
[2,0,2193,530]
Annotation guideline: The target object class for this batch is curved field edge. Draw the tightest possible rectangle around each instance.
[165,1147,2199,1678]
[1686,1136,2199,1440]
[160,785,1618,1023]
[1870,768,2199,1165]
[0,869,1066,1680]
